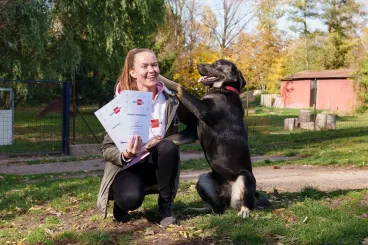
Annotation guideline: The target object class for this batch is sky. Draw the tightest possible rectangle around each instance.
[279,0,368,36]
[199,0,368,38]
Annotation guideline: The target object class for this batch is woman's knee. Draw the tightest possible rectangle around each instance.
[112,171,145,211]
[114,190,144,211]
[156,140,179,158]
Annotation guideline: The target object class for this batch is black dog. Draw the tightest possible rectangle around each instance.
[160,59,265,217]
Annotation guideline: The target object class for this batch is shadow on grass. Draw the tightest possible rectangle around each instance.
[1,173,367,245]
[0,175,100,220]
[172,187,368,245]
[269,187,354,209]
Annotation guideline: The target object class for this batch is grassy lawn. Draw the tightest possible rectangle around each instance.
[1,105,368,160]
[0,174,367,245]
[181,127,368,170]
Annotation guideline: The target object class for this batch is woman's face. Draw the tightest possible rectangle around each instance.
[130,51,160,92]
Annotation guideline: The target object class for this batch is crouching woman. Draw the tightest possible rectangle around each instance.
[96,48,183,226]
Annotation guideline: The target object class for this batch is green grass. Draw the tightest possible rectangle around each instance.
[181,159,209,170]
[1,105,368,156]
[0,174,367,245]
[6,155,102,165]
[179,125,368,170]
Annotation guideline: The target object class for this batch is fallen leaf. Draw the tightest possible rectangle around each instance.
[273,166,281,169]
[179,231,188,238]
[29,206,42,211]
[274,234,286,240]
[360,238,368,244]
[144,229,155,236]
[303,216,308,223]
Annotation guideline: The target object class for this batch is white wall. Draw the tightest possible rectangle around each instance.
[0,110,13,145]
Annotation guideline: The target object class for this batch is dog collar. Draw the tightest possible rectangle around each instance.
[224,86,239,94]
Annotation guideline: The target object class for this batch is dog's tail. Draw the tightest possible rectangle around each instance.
[255,191,271,209]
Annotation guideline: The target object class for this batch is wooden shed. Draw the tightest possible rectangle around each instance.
[280,69,358,112]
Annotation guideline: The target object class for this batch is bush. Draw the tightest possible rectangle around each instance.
[251,94,262,107]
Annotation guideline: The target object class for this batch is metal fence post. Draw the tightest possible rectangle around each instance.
[62,81,71,155]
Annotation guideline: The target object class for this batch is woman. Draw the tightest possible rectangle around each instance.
[97,48,182,226]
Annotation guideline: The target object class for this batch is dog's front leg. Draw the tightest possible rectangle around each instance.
[231,171,256,218]
[238,206,251,218]
[165,124,198,145]
[159,75,209,122]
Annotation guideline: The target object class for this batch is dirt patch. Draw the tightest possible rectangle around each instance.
[253,165,368,192]
[4,204,219,245]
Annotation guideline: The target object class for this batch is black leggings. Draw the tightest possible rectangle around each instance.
[112,140,180,211]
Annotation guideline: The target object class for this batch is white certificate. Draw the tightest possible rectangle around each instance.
[94,90,152,152]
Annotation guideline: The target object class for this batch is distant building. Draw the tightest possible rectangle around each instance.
[280,69,358,112]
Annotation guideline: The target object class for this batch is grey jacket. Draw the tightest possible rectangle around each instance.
[96,90,181,218]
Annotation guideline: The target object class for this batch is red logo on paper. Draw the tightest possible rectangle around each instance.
[137,99,142,105]
[113,107,120,114]
[150,119,159,128]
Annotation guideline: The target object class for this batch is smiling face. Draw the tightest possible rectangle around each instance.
[129,51,160,92]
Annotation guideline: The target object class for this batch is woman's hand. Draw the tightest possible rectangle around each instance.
[122,135,142,159]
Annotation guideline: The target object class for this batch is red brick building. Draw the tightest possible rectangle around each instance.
[280,69,358,112]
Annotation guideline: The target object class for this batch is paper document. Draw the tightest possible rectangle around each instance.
[94,90,152,153]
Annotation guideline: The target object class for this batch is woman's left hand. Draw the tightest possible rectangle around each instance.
[123,135,142,159]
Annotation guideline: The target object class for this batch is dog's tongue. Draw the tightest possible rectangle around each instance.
[198,76,207,83]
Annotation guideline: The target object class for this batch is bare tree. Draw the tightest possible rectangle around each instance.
[288,0,319,70]
[200,0,256,55]
[167,0,186,47]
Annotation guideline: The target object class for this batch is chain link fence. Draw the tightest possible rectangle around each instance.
[0,80,70,155]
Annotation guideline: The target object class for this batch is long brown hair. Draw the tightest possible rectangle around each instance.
[115,48,156,92]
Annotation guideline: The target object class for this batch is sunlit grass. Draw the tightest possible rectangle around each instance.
[2,105,368,155]
[0,174,367,245]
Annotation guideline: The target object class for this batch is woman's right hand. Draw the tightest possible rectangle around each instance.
[122,135,142,159]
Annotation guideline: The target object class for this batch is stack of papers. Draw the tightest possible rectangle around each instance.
[95,91,153,167]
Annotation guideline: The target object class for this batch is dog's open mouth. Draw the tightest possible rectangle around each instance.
[199,76,218,85]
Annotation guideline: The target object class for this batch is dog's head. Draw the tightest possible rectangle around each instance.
[197,59,246,92]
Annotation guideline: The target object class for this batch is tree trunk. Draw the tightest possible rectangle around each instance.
[327,114,337,129]
[299,110,311,123]
[300,122,315,130]
[315,113,327,129]
[284,118,299,131]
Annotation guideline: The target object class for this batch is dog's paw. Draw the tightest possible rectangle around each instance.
[237,206,250,218]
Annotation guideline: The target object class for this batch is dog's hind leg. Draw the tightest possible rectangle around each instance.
[196,172,226,214]
[230,170,256,218]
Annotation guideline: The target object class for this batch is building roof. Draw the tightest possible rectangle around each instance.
[281,69,356,81]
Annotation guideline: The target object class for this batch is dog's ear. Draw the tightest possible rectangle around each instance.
[238,70,246,90]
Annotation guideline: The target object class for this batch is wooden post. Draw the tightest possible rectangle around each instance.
[327,114,337,129]
[284,118,299,131]
[315,113,327,129]
[299,110,311,123]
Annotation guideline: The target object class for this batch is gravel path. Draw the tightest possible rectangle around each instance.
[1,152,368,193]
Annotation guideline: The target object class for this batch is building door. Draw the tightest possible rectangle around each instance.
[310,79,317,107]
